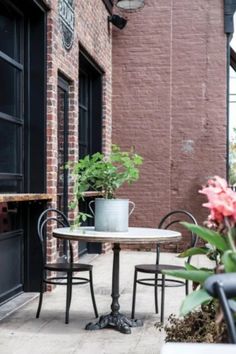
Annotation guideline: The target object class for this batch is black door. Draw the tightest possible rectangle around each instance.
[79,50,103,255]
[57,75,69,260]
[0,1,24,303]
[0,0,46,302]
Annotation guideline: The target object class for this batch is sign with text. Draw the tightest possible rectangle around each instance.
[58,0,75,50]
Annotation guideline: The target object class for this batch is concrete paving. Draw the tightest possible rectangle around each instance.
[0,251,206,354]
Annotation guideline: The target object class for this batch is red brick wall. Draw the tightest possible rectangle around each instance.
[112,0,227,241]
[44,0,112,262]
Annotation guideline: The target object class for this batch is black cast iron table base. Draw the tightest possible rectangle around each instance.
[86,313,143,334]
[85,243,143,334]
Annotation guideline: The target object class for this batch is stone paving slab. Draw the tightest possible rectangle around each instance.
[0,251,208,354]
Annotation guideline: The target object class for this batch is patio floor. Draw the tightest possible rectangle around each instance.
[0,251,205,354]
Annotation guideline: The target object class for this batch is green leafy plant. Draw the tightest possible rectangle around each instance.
[163,176,236,316]
[71,144,143,200]
[68,144,143,224]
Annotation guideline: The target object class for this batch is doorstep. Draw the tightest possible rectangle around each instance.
[0,292,38,321]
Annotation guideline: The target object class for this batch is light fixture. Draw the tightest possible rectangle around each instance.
[116,0,144,11]
[108,15,127,29]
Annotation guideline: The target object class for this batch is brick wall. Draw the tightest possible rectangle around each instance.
[43,0,227,258]
[112,0,227,249]
[44,0,112,262]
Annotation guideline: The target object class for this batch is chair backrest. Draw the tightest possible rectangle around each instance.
[37,208,70,264]
[204,273,236,344]
[157,210,198,264]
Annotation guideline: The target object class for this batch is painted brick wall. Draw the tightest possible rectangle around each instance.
[44,0,112,262]
[112,0,227,249]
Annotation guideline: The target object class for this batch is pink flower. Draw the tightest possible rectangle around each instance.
[199,176,236,224]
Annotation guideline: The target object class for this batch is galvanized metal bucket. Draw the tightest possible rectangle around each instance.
[88,198,135,232]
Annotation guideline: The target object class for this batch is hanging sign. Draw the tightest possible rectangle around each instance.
[58,0,75,50]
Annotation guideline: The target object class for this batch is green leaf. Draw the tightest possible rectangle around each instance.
[163,269,213,284]
[185,262,198,271]
[81,213,87,222]
[180,289,213,316]
[222,250,236,272]
[69,201,77,209]
[181,222,228,251]
[178,247,209,258]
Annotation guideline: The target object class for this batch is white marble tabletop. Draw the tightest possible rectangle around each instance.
[53,226,181,244]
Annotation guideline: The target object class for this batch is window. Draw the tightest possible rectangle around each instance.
[79,51,103,159]
[0,2,23,192]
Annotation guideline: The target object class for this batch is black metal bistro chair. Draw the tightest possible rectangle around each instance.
[131,210,198,323]
[204,273,236,344]
[36,208,98,324]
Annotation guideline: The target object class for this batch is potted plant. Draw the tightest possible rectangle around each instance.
[70,144,143,232]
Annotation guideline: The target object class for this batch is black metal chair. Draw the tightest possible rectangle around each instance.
[131,210,198,323]
[204,273,236,344]
[36,208,98,324]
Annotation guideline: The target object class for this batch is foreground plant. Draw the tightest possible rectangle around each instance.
[164,176,236,316]
[156,303,228,343]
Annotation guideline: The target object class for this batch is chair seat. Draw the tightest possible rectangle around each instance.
[45,262,92,272]
[135,264,184,274]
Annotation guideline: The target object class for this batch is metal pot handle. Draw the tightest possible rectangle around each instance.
[129,201,135,216]
[88,200,95,216]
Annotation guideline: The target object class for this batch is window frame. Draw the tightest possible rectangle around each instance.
[0,1,24,191]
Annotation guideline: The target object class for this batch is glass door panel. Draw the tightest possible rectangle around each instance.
[0,2,21,61]
[0,120,21,173]
[0,58,22,117]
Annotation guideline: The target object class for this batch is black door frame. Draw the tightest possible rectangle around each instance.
[79,49,103,254]
[57,75,69,215]
[57,75,70,260]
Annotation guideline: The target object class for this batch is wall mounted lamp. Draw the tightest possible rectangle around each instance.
[224,0,236,34]
[108,14,127,29]
[109,0,145,30]
[116,0,145,11]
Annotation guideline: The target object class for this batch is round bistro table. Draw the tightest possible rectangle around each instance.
[53,226,181,334]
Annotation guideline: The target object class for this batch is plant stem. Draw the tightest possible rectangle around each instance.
[227,228,236,252]
[225,217,236,252]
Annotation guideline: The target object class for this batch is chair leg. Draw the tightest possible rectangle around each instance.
[154,273,159,314]
[89,270,98,318]
[36,276,44,319]
[68,278,73,309]
[131,269,138,319]
[65,272,72,324]
[185,280,189,295]
[160,274,165,323]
